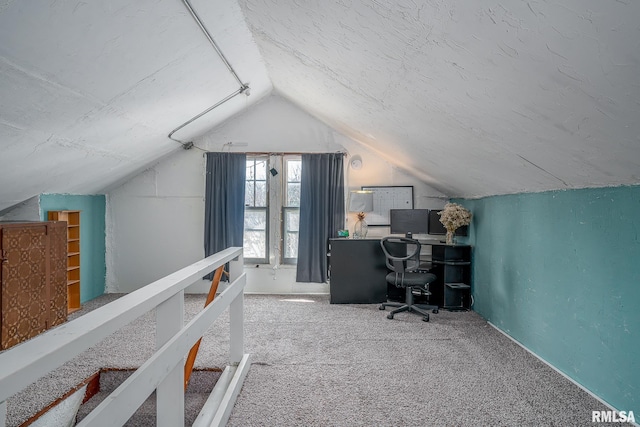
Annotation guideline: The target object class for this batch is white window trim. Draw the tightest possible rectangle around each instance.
[244,156,269,264]
[244,155,300,267]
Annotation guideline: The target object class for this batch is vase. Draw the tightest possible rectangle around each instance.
[445,230,455,245]
[353,219,368,239]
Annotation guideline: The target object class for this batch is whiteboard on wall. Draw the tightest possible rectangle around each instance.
[361,186,413,226]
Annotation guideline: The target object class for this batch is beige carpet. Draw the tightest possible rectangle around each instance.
[6,294,614,426]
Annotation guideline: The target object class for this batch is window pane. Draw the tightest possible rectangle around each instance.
[244,209,266,259]
[287,183,300,207]
[246,160,255,180]
[255,159,267,180]
[245,181,255,206]
[246,158,268,208]
[244,210,266,230]
[243,231,266,258]
[244,157,269,263]
[283,208,299,260]
[287,160,301,182]
[255,181,267,207]
[286,159,302,207]
[284,232,298,259]
[285,209,299,231]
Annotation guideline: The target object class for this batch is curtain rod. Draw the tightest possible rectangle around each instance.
[202,150,347,157]
[243,151,347,156]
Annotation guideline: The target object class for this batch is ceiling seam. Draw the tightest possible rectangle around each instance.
[516,154,569,187]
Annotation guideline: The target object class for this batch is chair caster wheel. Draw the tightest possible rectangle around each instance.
[379,305,386,310]
[433,309,439,314]
[387,314,394,319]
[423,315,429,322]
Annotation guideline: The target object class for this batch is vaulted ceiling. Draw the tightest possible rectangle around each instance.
[1,0,639,211]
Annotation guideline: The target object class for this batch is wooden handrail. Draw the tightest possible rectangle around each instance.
[184,265,225,390]
[0,247,246,427]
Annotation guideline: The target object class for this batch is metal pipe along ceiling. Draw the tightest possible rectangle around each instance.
[169,0,250,149]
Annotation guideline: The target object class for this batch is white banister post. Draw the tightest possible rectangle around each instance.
[229,252,244,364]
[156,290,185,427]
[228,251,243,288]
[1,400,6,427]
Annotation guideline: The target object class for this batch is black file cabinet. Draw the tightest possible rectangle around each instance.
[328,238,388,304]
[430,244,472,310]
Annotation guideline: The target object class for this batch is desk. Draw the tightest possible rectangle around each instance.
[329,237,472,309]
[328,238,387,304]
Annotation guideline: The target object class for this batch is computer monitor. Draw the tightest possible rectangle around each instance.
[428,210,468,236]
[390,209,429,238]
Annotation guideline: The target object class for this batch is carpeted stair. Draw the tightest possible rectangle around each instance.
[75,369,222,426]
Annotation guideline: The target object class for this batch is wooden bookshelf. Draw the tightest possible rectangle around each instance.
[47,210,81,313]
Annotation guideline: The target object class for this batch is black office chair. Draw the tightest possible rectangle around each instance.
[379,236,439,322]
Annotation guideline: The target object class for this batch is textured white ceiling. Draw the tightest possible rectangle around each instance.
[1,0,639,212]
[238,0,640,197]
[0,0,271,211]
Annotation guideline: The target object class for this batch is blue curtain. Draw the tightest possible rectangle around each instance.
[296,153,345,283]
[204,152,246,279]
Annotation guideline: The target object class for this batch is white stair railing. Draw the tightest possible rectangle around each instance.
[0,247,248,427]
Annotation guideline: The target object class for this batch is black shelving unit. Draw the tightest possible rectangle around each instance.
[430,244,472,310]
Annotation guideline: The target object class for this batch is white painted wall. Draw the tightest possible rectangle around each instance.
[106,94,447,294]
[0,196,40,221]
[344,148,448,239]
[106,149,205,293]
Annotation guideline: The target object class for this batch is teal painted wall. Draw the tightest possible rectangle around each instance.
[458,185,639,413]
[39,194,106,303]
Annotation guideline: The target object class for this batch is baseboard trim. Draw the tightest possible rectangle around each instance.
[487,321,638,426]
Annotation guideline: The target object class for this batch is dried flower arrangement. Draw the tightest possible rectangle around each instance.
[438,202,472,234]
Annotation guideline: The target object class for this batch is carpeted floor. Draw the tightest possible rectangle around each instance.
[6,293,615,426]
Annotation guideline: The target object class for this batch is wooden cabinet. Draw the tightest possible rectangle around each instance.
[47,210,81,313]
[0,221,67,350]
